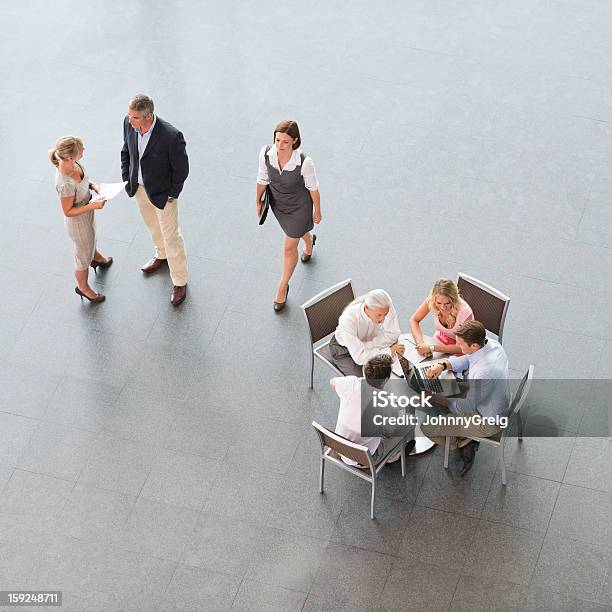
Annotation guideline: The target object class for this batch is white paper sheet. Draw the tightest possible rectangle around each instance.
[92,181,127,202]
[391,333,447,377]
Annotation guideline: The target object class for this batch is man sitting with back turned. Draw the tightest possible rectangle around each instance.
[329,289,405,378]
[422,320,511,476]
[331,354,415,467]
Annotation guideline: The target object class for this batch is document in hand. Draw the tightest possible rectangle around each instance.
[92,181,128,202]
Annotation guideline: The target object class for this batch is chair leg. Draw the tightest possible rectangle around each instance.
[500,442,507,486]
[319,456,325,493]
[370,477,376,520]
[444,436,450,468]
[401,442,406,478]
[516,412,523,442]
[309,353,314,389]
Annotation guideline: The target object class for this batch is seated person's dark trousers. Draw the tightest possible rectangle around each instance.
[329,334,364,377]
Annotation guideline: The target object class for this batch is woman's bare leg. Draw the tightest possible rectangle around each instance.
[276,235,300,302]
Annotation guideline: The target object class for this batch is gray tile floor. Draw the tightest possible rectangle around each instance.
[1,1,612,610]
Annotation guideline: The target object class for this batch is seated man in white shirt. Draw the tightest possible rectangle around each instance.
[329,289,405,377]
[331,354,415,467]
[422,320,511,476]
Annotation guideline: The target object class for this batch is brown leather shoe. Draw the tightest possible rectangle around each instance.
[141,257,167,274]
[171,284,187,306]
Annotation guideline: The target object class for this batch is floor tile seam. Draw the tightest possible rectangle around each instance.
[524,546,612,608]
[238,556,314,597]
[472,515,550,539]
[556,435,579,489]
[6,466,77,488]
[411,497,483,521]
[71,471,152,500]
[87,429,223,464]
[480,450,499,516]
[181,252,242,268]
[543,525,612,555]
[408,501,479,527]
[259,478,340,533]
[266,57,425,89]
[558,476,612,496]
[442,567,464,612]
[570,236,612,254]
[191,268,253,364]
[324,532,405,561]
[314,540,399,601]
[3,289,41,358]
[13,413,106,443]
[13,447,90,487]
[378,41,463,60]
[0,409,53,425]
[228,573,247,610]
[263,505,344,543]
[491,465,567,488]
[0,465,15,499]
[26,304,163,346]
[526,467,566,596]
[50,58,127,79]
[11,307,163,348]
[515,273,612,297]
[177,548,252,581]
[34,372,66,424]
[387,190,574,243]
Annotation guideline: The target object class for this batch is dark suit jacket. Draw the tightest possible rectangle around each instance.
[121,115,189,209]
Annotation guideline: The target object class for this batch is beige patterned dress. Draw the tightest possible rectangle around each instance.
[55,164,96,271]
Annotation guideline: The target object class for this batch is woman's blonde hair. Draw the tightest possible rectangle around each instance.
[48,135,83,167]
[427,278,461,320]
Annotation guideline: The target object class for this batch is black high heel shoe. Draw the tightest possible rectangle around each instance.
[273,284,289,312]
[300,234,317,263]
[75,287,105,303]
[90,257,113,273]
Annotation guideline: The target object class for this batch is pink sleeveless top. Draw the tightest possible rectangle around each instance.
[433,299,473,345]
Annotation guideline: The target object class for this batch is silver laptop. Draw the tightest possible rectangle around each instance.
[397,354,462,397]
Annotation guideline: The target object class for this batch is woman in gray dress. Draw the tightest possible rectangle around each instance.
[49,135,111,303]
[256,120,322,311]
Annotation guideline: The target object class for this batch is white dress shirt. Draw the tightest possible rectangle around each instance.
[448,339,511,417]
[335,301,401,366]
[256,144,319,190]
[333,376,380,465]
[136,114,157,186]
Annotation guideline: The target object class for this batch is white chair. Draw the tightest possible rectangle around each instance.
[443,364,534,485]
[312,421,412,519]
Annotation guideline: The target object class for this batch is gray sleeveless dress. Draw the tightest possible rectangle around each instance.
[264,147,314,239]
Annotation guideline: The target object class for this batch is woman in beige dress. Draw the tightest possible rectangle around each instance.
[49,135,112,303]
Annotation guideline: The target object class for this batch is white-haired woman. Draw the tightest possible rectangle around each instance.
[50,135,111,303]
[329,289,404,377]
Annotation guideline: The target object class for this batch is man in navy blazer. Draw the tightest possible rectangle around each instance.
[121,94,189,305]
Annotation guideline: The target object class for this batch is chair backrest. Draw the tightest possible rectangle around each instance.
[301,279,355,344]
[457,273,510,343]
[311,421,371,468]
[509,364,535,419]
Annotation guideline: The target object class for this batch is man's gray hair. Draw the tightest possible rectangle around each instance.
[345,288,393,313]
[363,289,392,310]
[129,94,155,117]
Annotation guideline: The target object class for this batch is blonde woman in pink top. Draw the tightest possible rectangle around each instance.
[409,278,473,357]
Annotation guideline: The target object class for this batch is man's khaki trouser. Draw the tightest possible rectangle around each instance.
[135,186,188,286]
[420,411,501,449]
